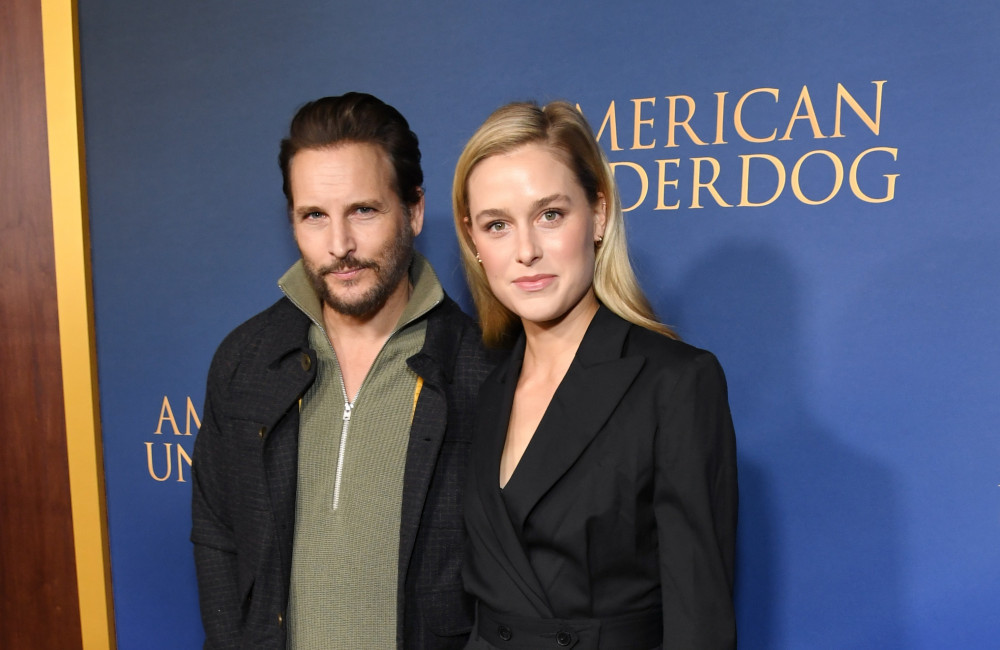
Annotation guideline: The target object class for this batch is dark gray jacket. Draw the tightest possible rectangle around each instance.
[191,294,494,649]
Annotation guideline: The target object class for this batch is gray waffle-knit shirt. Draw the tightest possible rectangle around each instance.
[278,257,442,648]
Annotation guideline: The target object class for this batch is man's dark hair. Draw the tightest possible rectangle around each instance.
[279,92,423,209]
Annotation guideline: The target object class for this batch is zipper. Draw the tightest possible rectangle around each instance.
[332,397,352,510]
[282,290,362,512]
[280,279,442,512]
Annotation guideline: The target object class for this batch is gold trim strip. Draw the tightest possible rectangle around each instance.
[41,0,116,647]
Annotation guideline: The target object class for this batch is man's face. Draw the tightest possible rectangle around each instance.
[289,143,423,319]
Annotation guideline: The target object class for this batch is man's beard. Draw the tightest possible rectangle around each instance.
[304,220,414,319]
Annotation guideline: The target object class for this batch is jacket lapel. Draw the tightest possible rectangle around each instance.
[472,338,556,616]
[397,298,471,585]
[397,348,449,576]
[501,307,645,531]
[259,348,314,563]
[236,301,316,580]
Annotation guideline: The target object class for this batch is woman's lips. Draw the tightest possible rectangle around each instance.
[512,274,556,291]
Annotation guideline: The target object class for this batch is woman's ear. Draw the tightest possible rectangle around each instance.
[594,192,608,240]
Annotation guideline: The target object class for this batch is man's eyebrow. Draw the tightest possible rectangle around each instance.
[344,198,388,213]
[292,205,324,219]
[291,199,389,219]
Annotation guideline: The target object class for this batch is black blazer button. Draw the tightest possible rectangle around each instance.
[497,624,512,641]
[556,630,572,646]
[300,352,312,371]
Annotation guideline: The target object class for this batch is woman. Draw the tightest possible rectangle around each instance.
[452,101,738,649]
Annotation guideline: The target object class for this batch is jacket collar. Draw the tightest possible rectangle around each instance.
[487,305,647,530]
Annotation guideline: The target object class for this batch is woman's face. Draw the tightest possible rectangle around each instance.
[466,143,606,328]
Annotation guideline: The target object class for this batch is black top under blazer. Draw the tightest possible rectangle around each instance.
[463,306,738,649]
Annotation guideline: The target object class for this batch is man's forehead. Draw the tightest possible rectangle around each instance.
[293,141,391,169]
[290,143,396,195]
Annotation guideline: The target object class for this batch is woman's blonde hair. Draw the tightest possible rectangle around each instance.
[452,100,677,347]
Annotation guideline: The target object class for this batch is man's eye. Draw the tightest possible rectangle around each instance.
[305,211,324,220]
[356,206,376,215]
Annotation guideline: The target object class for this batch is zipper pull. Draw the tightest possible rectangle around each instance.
[342,401,353,422]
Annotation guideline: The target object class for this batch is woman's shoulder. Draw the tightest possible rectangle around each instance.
[620,318,725,378]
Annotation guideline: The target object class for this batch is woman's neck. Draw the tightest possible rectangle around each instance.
[521,291,600,379]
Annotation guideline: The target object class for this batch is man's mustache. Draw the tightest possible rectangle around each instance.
[318,257,380,275]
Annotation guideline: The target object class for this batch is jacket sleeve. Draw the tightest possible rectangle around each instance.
[191,351,243,649]
[653,351,738,649]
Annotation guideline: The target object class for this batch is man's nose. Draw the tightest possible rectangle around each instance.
[328,219,356,259]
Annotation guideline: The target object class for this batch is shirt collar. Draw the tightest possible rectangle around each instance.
[278,252,444,334]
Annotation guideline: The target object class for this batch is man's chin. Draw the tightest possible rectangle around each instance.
[322,286,386,319]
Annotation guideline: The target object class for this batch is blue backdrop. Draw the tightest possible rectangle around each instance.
[79,1,999,647]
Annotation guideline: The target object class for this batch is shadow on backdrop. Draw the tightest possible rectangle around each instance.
[651,241,906,649]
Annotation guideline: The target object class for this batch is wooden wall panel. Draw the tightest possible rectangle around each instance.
[0,0,84,646]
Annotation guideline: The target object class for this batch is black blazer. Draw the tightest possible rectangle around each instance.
[464,306,738,649]
[192,294,495,649]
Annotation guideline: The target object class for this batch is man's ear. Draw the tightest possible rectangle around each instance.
[409,190,425,237]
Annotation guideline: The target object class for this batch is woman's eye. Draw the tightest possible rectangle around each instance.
[539,210,562,224]
[486,221,507,233]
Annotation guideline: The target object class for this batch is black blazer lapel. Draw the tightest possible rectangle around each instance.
[472,340,555,616]
[501,307,645,531]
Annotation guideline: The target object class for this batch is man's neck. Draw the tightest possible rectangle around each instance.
[321,279,412,401]
[323,281,411,340]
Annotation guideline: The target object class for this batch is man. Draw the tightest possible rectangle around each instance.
[191,93,494,649]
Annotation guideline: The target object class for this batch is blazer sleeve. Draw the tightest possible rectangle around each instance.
[653,351,738,649]
[191,351,243,649]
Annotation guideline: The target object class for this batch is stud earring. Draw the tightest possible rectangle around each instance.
[475,252,482,264]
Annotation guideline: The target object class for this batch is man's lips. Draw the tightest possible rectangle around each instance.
[512,274,556,291]
[320,261,376,280]
[328,267,364,278]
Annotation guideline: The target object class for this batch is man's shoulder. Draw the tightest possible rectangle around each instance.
[422,294,499,379]
[426,293,475,330]
[212,297,309,365]
[425,294,487,350]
